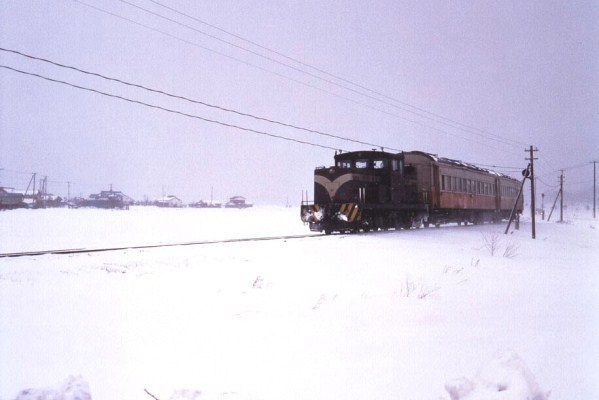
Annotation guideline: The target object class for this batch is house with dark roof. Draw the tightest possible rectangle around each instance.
[82,189,133,209]
[0,187,24,210]
[224,196,253,209]
[155,195,183,208]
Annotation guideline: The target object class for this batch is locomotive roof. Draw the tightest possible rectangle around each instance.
[334,150,400,159]
[405,150,517,180]
[333,150,519,181]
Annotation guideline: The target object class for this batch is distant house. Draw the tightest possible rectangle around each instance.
[224,196,253,209]
[0,187,24,210]
[41,194,65,208]
[155,195,183,208]
[82,190,133,209]
[189,200,221,208]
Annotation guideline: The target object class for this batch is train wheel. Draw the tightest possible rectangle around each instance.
[394,219,402,230]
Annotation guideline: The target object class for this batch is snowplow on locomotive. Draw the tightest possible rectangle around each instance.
[301,150,523,234]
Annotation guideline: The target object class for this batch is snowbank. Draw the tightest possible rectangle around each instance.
[12,376,91,400]
[445,350,550,400]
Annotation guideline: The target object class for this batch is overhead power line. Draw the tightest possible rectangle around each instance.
[70,0,444,148]
[0,47,392,151]
[470,162,522,171]
[70,0,525,151]
[2,63,586,189]
[537,162,592,178]
[145,0,528,148]
[0,64,344,152]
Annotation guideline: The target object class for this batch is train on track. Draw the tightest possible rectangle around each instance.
[301,150,523,234]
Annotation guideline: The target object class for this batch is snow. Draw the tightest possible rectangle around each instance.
[12,376,91,400]
[445,350,549,400]
[0,206,598,399]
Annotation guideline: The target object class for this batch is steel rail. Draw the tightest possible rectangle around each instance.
[0,233,323,258]
[0,221,506,259]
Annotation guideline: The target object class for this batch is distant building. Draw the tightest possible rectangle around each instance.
[189,200,221,208]
[41,194,65,208]
[224,196,253,209]
[81,189,133,209]
[0,187,24,210]
[155,195,183,208]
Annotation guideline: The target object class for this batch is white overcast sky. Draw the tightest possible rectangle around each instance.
[1,0,598,204]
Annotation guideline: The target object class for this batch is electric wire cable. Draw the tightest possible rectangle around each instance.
[120,0,525,148]
[70,0,523,152]
[2,64,586,196]
[0,47,392,151]
[564,178,594,186]
[536,177,560,188]
[145,0,529,148]
[70,0,463,150]
[537,162,593,178]
[0,64,344,152]
[470,162,522,171]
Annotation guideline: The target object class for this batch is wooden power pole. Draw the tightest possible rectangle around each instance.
[593,161,597,219]
[560,170,564,223]
[526,146,538,239]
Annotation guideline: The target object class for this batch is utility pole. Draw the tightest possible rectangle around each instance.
[547,187,560,222]
[41,176,47,208]
[541,193,545,220]
[67,181,71,203]
[525,146,538,239]
[560,170,564,223]
[593,161,596,219]
[505,166,529,235]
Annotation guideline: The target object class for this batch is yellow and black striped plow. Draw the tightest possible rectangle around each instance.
[338,203,361,222]
[301,204,322,223]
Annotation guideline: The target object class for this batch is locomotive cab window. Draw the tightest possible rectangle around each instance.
[337,160,351,169]
[373,160,386,169]
[356,159,369,169]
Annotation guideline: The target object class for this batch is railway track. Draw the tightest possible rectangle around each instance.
[0,233,323,258]
[0,221,507,259]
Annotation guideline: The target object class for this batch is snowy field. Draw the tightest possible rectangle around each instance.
[0,205,597,400]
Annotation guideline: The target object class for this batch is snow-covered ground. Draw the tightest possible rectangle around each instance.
[0,206,597,399]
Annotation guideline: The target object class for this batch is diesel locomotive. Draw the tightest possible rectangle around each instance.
[300,150,523,234]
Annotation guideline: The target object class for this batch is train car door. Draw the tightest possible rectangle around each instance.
[391,157,405,203]
[494,177,501,211]
[432,165,440,208]
[402,165,418,203]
